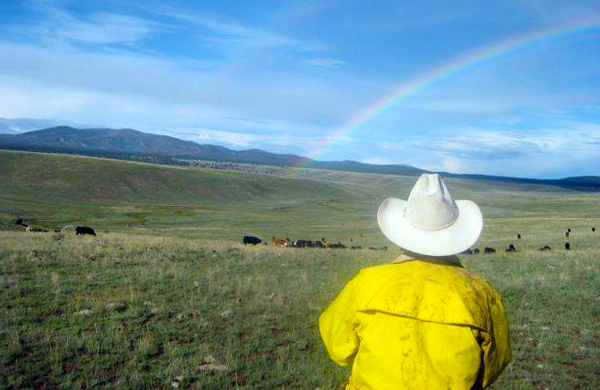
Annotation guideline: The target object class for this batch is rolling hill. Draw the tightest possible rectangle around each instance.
[2,149,600,239]
[0,126,599,189]
[0,126,425,176]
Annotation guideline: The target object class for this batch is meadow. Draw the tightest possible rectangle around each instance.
[1,150,599,389]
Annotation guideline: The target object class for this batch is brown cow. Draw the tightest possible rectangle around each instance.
[26,226,44,233]
[272,237,287,247]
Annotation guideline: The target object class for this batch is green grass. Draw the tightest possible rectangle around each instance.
[1,232,598,390]
[1,150,600,389]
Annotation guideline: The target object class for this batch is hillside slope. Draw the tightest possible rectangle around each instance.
[0,126,311,166]
[2,150,600,242]
[0,126,425,176]
[0,150,349,207]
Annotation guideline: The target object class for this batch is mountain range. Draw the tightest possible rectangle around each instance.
[0,126,598,189]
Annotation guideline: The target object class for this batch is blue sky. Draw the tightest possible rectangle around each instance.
[0,0,599,178]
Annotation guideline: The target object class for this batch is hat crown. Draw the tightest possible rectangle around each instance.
[406,174,459,230]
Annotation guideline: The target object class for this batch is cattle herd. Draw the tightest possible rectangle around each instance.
[242,235,388,251]
[10,216,594,253]
[11,217,96,236]
[462,228,590,254]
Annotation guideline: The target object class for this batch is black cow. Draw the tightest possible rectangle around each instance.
[461,248,473,255]
[565,242,570,250]
[242,235,261,245]
[538,245,552,251]
[517,234,521,239]
[329,242,347,249]
[294,239,317,248]
[484,247,496,254]
[592,227,596,232]
[472,248,480,254]
[350,246,362,250]
[505,244,517,253]
[368,246,387,251]
[76,226,96,236]
[567,228,572,233]
[12,217,25,226]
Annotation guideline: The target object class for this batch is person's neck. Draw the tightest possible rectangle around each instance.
[391,251,462,267]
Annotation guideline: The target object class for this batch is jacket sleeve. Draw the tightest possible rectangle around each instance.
[318,275,361,366]
[479,287,512,388]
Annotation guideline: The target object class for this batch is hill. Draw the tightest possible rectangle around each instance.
[0,150,367,240]
[1,126,599,190]
[2,149,600,241]
[0,126,425,175]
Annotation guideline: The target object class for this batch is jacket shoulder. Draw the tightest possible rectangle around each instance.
[352,262,498,331]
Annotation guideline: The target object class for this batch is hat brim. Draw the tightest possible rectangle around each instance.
[377,197,483,257]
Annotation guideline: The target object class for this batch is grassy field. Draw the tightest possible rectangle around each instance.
[1,150,600,389]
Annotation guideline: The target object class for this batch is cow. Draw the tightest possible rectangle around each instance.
[461,248,474,255]
[314,241,326,248]
[350,246,362,250]
[593,227,596,232]
[54,229,61,233]
[12,217,25,226]
[565,231,569,238]
[292,240,304,248]
[567,228,571,233]
[472,248,480,254]
[505,244,517,253]
[76,226,97,236]
[272,237,287,247]
[538,245,552,251]
[293,239,314,248]
[368,246,388,251]
[329,242,347,249]
[242,235,261,245]
[517,234,521,239]
[565,242,570,250]
[484,247,496,254]
[25,226,44,233]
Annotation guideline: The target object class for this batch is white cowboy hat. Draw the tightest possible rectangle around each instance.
[377,173,483,257]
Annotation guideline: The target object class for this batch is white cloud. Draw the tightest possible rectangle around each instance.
[405,99,507,114]
[164,126,355,156]
[17,2,160,46]
[361,157,403,165]
[377,123,600,178]
[152,10,330,52]
[0,39,365,130]
[305,58,348,68]
[192,128,261,148]
[55,13,157,45]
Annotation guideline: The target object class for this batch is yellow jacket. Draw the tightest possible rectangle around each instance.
[319,255,511,390]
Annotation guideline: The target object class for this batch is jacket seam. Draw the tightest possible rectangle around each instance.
[356,309,490,333]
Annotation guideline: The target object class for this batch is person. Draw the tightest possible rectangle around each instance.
[319,174,511,390]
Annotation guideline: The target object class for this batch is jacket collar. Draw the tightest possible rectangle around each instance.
[391,253,462,267]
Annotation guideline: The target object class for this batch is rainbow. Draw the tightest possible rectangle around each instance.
[302,13,600,165]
